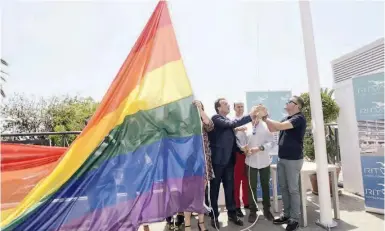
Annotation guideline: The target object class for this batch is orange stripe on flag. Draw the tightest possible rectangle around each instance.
[83,2,180,136]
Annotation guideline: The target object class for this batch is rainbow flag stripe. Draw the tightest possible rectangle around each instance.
[1,2,205,230]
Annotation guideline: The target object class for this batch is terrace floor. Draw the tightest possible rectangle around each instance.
[139,191,384,231]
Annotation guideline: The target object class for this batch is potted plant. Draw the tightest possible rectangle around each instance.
[304,127,341,195]
[300,88,341,195]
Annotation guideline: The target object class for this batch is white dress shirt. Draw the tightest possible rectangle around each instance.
[233,115,243,120]
[235,121,275,169]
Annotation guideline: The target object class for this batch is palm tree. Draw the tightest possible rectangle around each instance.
[321,87,335,98]
[1,58,9,98]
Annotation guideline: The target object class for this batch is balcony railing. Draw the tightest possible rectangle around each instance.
[1,131,82,147]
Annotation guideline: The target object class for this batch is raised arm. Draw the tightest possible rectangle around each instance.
[264,116,279,132]
[193,100,214,132]
[199,108,214,132]
[199,107,211,126]
[264,114,305,131]
[264,118,289,131]
[212,114,252,129]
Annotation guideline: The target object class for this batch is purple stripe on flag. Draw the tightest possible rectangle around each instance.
[57,176,205,231]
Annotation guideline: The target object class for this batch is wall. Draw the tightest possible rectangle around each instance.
[332,38,384,195]
[334,79,364,195]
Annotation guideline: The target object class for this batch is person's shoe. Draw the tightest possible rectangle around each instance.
[211,218,220,229]
[197,221,208,231]
[263,209,274,221]
[166,216,174,230]
[174,214,184,230]
[228,214,244,226]
[248,212,257,223]
[273,215,290,225]
[285,220,299,231]
[236,208,244,217]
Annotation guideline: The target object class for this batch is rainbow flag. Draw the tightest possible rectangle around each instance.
[1,1,205,230]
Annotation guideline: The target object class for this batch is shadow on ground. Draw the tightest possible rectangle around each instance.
[142,191,384,231]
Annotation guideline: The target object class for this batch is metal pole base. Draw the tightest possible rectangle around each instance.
[315,219,338,230]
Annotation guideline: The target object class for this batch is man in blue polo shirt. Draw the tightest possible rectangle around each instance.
[260,96,306,231]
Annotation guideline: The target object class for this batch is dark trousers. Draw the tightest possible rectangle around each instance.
[245,164,271,213]
[210,162,236,218]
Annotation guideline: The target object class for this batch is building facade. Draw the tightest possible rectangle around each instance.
[332,38,384,195]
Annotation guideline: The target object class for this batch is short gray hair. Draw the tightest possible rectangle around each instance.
[233,101,244,107]
[293,95,304,109]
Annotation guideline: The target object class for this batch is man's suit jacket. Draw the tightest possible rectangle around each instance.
[208,114,252,166]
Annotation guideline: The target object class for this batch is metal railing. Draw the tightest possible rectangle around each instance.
[1,131,82,147]
[1,123,342,163]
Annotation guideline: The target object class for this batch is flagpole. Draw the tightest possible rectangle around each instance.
[298,1,337,229]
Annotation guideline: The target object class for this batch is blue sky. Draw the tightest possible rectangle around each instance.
[2,0,383,116]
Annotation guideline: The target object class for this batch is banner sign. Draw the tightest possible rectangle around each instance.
[352,72,384,214]
[246,91,292,121]
[246,91,291,200]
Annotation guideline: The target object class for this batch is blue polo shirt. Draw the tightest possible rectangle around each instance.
[278,112,307,160]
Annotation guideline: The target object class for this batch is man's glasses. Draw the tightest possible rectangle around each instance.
[287,100,298,105]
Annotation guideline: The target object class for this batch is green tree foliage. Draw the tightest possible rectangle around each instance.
[300,88,339,126]
[300,88,340,162]
[303,128,340,163]
[1,93,98,146]
[1,93,48,133]
[47,96,98,145]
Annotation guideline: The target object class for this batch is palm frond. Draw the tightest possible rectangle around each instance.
[1,59,8,66]
[1,70,9,75]
[321,88,335,97]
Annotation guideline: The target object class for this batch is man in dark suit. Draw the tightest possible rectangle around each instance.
[208,98,258,229]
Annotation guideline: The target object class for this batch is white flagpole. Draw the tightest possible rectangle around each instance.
[298,0,336,228]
